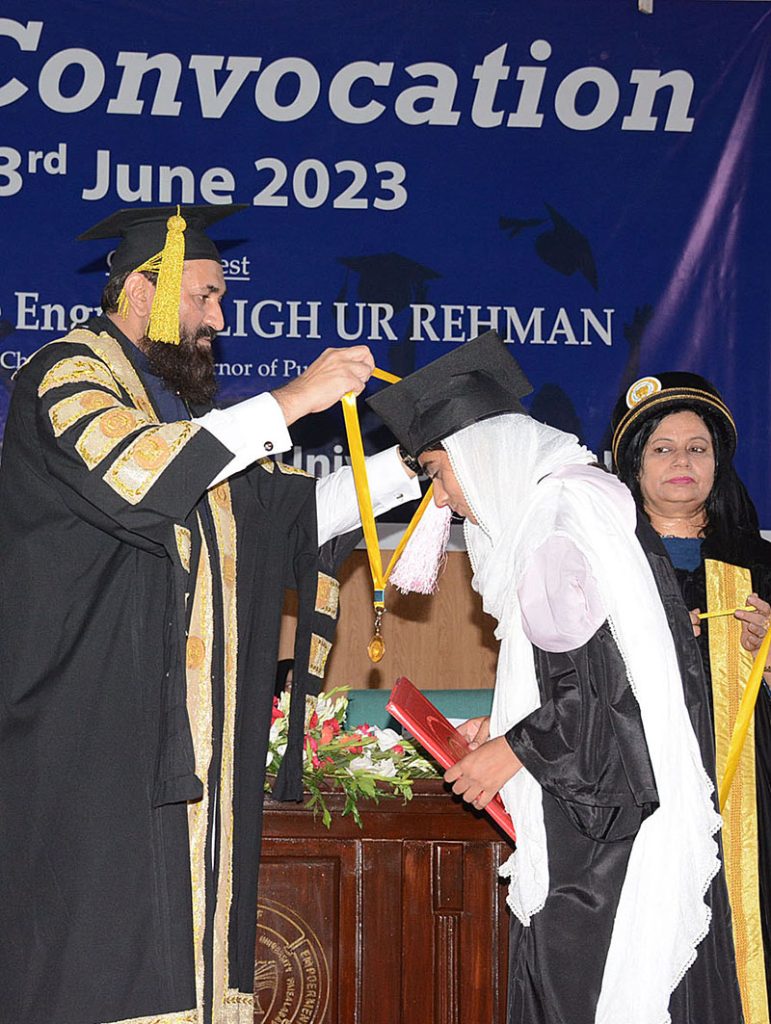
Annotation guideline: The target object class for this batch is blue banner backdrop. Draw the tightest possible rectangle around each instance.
[1,1,769,515]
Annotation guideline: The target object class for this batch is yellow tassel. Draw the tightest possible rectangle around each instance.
[116,287,130,322]
[116,247,163,324]
[143,210,187,345]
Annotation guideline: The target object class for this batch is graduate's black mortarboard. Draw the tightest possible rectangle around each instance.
[366,330,533,456]
[79,204,246,278]
[611,371,737,470]
[79,204,247,344]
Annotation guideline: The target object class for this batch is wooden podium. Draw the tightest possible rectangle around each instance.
[256,780,511,1024]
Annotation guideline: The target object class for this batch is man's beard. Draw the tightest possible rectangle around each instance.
[140,325,218,407]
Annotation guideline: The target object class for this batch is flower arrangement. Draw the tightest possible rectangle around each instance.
[266,686,439,827]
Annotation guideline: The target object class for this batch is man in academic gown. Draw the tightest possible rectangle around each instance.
[368,331,743,1024]
[0,205,420,1024]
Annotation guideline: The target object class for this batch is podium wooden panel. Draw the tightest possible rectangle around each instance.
[279,550,500,692]
[256,781,511,1024]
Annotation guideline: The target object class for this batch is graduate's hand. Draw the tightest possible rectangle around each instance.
[735,593,771,657]
[272,346,375,425]
[455,715,490,750]
[689,608,702,638]
[444,736,522,810]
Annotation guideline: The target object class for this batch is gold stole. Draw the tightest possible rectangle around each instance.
[705,558,769,1023]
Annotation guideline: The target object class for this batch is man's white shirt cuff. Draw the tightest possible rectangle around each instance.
[316,446,421,547]
[193,392,292,487]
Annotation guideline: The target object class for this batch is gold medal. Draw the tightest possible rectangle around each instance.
[340,378,433,663]
[367,635,386,663]
[367,607,385,663]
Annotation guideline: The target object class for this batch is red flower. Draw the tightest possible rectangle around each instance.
[308,711,319,730]
[393,745,404,755]
[320,722,337,746]
[271,705,285,724]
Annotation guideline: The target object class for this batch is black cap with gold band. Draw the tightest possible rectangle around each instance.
[611,372,737,470]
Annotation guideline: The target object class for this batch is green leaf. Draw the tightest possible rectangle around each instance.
[357,776,377,798]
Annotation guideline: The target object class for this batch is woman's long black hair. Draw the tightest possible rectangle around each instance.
[615,401,760,540]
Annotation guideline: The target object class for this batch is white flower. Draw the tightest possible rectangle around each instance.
[269,720,285,743]
[374,727,403,752]
[313,693,336,723]
[348,753,374,773]
[277,691,291,716]
[375,757,398,778]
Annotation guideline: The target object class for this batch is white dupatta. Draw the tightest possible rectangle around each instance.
[444,414,722,1024]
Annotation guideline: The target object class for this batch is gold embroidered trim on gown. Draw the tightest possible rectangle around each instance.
[49,389,119,436]
[315,572,340,618]
[73,330,159,421]
[706,558,769,1024]
[186,514,215,1019]
[75,406,151,470]
[208,483,240,1021]
[38,356,121,398]
[174,526,192,573]
[104,1010,197,1024]
[103,422,199,504]
[309,633,332,678]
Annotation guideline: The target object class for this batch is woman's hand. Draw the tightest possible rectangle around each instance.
[444,736,522,810]
[734,593,771,657]
[689,608,702,638]
[455,715,490,749]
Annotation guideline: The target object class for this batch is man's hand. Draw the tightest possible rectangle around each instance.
[272,346,375,426]
[444,735,522,810]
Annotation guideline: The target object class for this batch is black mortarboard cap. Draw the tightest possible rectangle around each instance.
[366,330,533,456]
[78,203,247,279]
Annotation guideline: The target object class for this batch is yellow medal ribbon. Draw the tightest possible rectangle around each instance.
[719,626,771,811]
[697,605,753,620]
[341,367,433,662]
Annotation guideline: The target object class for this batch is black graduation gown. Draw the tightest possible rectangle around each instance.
[671,530,771,1004]
[0,324,329,1024]
[503,516,743,1024]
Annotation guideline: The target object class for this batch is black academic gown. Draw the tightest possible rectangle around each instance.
[672,529,771,1003]
[503,515,743,1024]
[0,321,330,1024]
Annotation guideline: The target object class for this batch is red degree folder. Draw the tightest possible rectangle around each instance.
[386,677,516,843]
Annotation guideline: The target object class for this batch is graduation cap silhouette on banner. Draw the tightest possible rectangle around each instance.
[499,204,598,290]
[337,252,440,313]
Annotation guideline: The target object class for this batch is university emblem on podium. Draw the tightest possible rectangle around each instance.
[255,898,330,1023]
